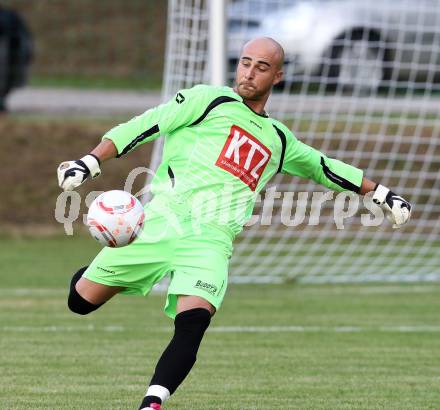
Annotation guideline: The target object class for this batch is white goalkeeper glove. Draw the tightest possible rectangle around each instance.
[57,154,101,191]
[372,184,412,229]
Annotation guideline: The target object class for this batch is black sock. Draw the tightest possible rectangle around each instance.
[138,308,211,409]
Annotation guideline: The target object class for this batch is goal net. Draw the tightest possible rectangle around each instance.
[158,0,440,283]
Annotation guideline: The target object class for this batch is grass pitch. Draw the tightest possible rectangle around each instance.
[1,236,439,410]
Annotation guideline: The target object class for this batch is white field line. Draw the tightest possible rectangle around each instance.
[0,287,166,296]
[0,288,67,296]
[2,325,440,333]
[0,284,438,297]
[302,286,440,294]
[207,325,440,333]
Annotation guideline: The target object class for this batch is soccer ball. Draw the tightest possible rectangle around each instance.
[86,190,145,248]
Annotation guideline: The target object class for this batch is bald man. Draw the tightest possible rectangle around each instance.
[57,37,411,409]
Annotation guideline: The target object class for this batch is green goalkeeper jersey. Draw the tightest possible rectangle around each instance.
[103,85,363,237]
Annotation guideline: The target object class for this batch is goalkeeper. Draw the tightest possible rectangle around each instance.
[57,37,411,410]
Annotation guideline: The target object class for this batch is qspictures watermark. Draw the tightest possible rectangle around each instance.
[54,167,386,235]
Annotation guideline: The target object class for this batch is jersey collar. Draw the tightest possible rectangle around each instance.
[230,87,269,118]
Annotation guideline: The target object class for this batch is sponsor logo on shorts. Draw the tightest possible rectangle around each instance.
[194,280,218,295]
[97,266,116,274]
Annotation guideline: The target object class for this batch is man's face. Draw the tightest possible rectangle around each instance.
[235,41,283,101]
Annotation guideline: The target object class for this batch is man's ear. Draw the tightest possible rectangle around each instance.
[273,70,284,85]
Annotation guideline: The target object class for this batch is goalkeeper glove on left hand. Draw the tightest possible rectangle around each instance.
[57,154,101,191]
[372,184,412,228]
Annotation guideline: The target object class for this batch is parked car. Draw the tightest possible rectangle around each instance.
[228,0,440,91]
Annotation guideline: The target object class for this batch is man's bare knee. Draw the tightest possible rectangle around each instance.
[67,267,124,315]
[75,277,124,305]
[176,295,216,316]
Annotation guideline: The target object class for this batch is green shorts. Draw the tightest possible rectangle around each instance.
[83,200,233,319]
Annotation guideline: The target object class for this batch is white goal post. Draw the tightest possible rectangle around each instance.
[153,0,440,283]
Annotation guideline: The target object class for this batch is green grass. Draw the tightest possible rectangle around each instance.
[1,236,440,409]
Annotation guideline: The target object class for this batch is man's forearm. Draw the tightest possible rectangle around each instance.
[90,138,118,163]
[359,177,377,195]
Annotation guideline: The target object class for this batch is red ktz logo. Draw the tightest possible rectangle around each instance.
[215,125,271,191]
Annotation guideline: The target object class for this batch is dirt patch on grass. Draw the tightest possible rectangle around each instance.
[2,0,167,83]
[1,116,153,229]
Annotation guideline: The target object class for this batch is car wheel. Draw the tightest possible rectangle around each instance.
[325,29,390,93]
